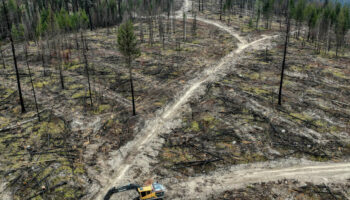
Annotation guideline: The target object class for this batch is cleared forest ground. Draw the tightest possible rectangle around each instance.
[94,1,349,199]
[158,37,350,176]
[0,16,237,199]
[152,1,350,199]
[1,0,350,199]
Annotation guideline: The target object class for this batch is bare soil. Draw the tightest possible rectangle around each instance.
[1,0,349,199]
[211,179,350,200]
[0,6,237,199]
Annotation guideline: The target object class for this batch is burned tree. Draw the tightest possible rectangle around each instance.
[24,44,40,121]
[0,42,5,69]
[81,32,93,107]
[278,0,291,106]
[183,12,187,41]
[192,13,197,36]
[2,0,25,113]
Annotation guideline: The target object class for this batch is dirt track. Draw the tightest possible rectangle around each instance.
[92,0,350,199]
[168,161,350,199]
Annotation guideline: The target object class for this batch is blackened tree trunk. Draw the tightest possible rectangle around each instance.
[0,43,5,69]
[85,5,93,31]
[256,9,261,30]
[118,0,122,21]
[140,20,144,43]
[159,17,165,49]
[41,40,47,76]
[278,0,290,106]
[128,57,136,116]
[59,43,65,89]
[24,45,40,121]
[148,15,153,46]
[336,40,339,57]
[183,12,187,41]
[192,13,197,36]
[2,0,25,113]
[81,32,93,107]
[220,0,223,20]
[307,22,311,41]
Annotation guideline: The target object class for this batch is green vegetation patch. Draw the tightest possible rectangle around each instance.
[35,120,65,136]
[190,121,200,132]
[290,112,313,122]
[72,90,87,99]
[0,116,10,129]
[94,104,111,114]
[34,80,50,88]
[323,68,348,79]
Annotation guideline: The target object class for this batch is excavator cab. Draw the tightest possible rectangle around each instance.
[138,183,165,200]
[104,182,166,200]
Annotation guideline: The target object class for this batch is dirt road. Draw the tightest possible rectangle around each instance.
[168,161,350,199]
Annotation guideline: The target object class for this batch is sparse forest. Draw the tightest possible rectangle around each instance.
[0,0,349,199]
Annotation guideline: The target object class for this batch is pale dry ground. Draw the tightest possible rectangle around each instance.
[91,0,350,200]
[168,160,350,199]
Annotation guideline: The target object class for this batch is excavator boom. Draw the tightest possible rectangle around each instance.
[104,184,140,200]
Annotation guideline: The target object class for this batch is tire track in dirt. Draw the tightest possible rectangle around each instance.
[169,161,350,199]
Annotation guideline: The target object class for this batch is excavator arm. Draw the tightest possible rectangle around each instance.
[104,184,140,200]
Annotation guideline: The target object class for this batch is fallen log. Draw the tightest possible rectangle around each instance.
[10,149,77,157]
[173,158,222,169]
[323,183,339,200]
[188,143,222,160]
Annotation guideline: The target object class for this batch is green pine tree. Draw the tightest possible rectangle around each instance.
[117,21,140,116]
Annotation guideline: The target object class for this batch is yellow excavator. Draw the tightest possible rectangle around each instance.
[104,182,166,200]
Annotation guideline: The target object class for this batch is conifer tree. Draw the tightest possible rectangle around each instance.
[117,21,140,116]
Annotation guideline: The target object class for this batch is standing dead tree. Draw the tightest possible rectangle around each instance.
[183,12,187,41]
[192,13,197,36]
[81,32,93,107]
[24,45,40,121]
[2,0,26,113]
[158,17,165,49]
[0,42,5,69]
[148,2,154,46]
[278,0,290,106]
[58,42,65,90]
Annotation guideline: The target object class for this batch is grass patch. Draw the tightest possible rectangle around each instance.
[94,104,111,114]
[290,112,313,122]
[323,68,347,79]
[191,121,200,132]
[72,90,87,99]
[34,80,50,88]
[0,116,10,129]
